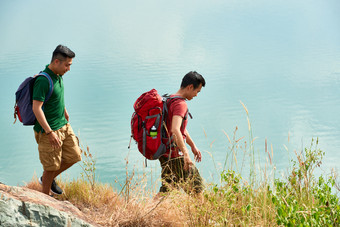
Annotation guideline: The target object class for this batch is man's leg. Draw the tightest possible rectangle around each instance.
[159,156,171,193]
[41,162,76,195]
[35,130,63,195]
[42,170,55,195]
[53,161,75,179]
[159,156,185,193]
[52,123,81,180]
[183,164,204,196]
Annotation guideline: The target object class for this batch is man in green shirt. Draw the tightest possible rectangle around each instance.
[32,45,81,195]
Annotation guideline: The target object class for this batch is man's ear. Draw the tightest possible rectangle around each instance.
[50,58,58,65]
[54,58,61,64]
[187,84,194,90]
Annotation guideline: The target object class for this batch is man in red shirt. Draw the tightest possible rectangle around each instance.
[159,71,206,195]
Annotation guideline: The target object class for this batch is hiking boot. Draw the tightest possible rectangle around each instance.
[39,176,63,195]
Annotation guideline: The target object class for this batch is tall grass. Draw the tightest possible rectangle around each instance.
[25,102,340,226]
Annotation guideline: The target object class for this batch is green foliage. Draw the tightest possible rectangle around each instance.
[203,138,340,226]
[211,170,242,207]
[269,139,340,226]
[201,170,258,225]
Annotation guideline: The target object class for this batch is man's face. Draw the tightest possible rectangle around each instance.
[55,57,73,76]
[187,84,203,100]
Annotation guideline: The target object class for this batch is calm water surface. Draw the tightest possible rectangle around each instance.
[1,0,339,187]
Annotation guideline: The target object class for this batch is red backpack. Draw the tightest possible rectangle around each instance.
[130,89,183,163]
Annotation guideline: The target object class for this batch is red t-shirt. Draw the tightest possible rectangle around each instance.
[164,95,188,158]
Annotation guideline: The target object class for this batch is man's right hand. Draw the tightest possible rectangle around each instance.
[48,132,62,149]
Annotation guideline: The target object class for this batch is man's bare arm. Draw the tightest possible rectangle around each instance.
[171,115,193,170]
[32,100,61,149]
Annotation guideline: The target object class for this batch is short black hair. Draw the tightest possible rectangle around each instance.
[180,71,206,89]
[51,45,75,62]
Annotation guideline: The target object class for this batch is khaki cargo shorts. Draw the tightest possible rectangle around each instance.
[34,123,82,171]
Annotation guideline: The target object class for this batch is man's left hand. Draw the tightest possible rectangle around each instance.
[192,147,202,162]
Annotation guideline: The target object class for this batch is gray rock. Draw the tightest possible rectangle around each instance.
[0,184,96,227]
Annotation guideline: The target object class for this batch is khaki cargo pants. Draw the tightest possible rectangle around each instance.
[159,156,203,194]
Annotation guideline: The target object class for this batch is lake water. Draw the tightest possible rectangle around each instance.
[1,0,340,188]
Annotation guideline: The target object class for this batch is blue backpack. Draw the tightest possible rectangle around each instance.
[14,72,54,125]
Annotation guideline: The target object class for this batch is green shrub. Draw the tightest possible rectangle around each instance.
[270,139,340,226]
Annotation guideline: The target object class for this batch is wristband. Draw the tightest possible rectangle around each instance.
[46,130,53,135]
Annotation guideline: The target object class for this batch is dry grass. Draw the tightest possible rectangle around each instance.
[25,173,279,226]
[25,175,187,226]
[166,184,277,226]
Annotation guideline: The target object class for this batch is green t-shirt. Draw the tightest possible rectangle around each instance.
[32,65,68,132]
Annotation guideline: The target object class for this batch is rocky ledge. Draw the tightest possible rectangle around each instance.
[0,183,96,227]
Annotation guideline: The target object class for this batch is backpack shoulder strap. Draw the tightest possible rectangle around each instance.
[37,72,54,102]
[162,95,193,120]
[163,95,184,107]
